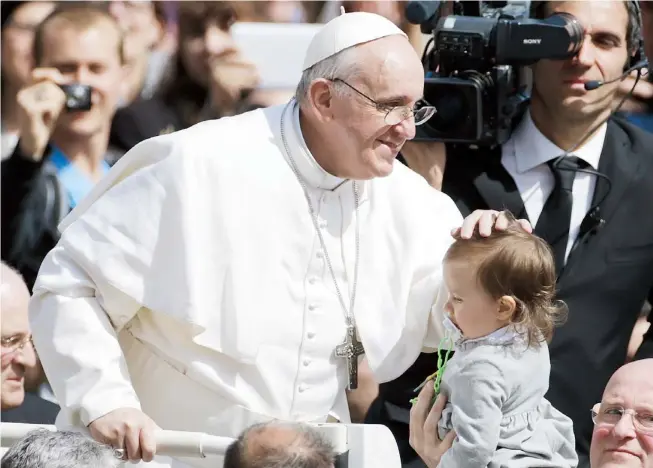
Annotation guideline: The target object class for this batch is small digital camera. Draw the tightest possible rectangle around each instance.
[59,84,92,111]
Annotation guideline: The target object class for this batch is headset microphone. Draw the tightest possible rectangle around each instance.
[584,59,649,90]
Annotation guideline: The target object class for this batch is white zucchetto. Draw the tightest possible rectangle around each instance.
[302,11,407,71]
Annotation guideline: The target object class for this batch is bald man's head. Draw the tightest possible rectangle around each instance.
[224,421,335,468]
[1,263,29,303]
[607,359,653,391]
[1,262,35,410]
[590,359,653,468]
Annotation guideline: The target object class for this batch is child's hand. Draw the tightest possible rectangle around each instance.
[409,382,456,468]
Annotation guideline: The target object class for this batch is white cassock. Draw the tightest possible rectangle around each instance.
[29,101,463,467]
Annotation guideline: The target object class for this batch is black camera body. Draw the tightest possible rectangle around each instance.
[409,1,583,146]
[59,84,92,111]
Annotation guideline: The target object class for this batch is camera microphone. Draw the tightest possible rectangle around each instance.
[405,1,441,24]
[576,207,605,245]
[568,205,605,260]
[584,59,649,90]
[405,1,441,34]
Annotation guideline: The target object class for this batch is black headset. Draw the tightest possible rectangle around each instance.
[627,0,645,69]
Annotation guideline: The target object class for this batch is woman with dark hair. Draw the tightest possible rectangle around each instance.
[110,1,260,153]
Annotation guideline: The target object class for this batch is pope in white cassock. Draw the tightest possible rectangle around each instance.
[28,10,506,468]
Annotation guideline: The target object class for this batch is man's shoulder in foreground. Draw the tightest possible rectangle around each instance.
[60,104,287,231]
[173,103,282,146]
[123,104,285,164]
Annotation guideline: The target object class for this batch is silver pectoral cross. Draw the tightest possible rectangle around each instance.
[335,325,366,390]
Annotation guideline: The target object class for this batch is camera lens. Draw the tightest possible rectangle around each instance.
[431,93,468,130]
[547,12,584,57]
[422,84,471,136]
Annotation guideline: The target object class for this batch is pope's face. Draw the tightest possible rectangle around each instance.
[329,35,425,179]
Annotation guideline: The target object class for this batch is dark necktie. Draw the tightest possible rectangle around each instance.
[535,156,587,274]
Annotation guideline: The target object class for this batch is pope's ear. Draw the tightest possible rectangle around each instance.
[496,295,517,321]
[307,79,336,121]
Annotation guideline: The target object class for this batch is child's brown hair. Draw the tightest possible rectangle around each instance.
[444,211,567,347]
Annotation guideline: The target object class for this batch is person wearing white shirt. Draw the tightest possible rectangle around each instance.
[28,9,518,468]
[501,108,606,263]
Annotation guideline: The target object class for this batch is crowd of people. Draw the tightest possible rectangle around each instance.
[1,1,652,468]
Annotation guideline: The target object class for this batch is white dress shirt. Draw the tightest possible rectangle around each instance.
[1,127,19,160]
[29,101,462,467]
[501,110,607,262]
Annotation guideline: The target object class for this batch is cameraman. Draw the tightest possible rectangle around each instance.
[368,1,653,467]
[1,4,126,290]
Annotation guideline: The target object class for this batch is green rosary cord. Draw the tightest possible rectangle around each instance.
[410,331,454,406]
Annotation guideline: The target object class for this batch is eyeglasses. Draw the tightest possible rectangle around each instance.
[332,78,436,126]
[1,334,33,357]
[591,403,653,434]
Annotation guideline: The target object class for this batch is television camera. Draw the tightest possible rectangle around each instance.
[407,1,584,146]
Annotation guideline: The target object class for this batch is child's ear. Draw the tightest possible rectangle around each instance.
[496,295,517,321]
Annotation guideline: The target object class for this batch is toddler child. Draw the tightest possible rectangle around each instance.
[421,213,578,468]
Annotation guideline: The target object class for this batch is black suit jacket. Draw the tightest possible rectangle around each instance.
[1,392,59,424]
[110,97,267,154]
[369,116,653,468]
[110,97,185,154]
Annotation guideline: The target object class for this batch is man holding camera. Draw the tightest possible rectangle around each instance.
[1,4,126,290]
[369,2,653,467]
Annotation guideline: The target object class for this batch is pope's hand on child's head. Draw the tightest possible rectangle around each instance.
[453,209,532,239]
[409,381,457,468]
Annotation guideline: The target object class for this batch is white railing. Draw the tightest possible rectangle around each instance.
[0,423,232,458]
[0,422,402,467]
